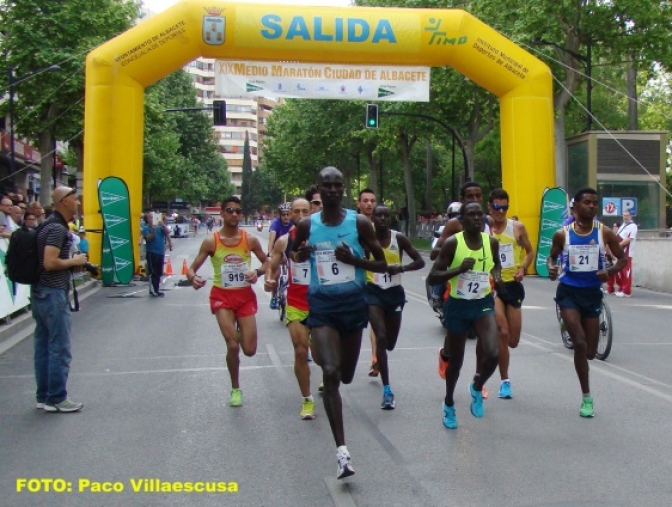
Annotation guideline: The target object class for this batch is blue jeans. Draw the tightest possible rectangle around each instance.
[31,284,72,405]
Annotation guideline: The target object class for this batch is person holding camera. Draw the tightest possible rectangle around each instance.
[33,186,88,413]
[142,212,173,297]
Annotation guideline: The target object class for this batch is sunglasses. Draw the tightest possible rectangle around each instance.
[490,203,509,211]
[224,207,243,215]
[60,189,77,202]
[311,200,322,206]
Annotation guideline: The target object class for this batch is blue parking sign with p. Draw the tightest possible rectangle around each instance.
[622,198,637,216]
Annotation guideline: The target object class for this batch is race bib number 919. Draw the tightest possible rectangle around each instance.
[222,262,249,288]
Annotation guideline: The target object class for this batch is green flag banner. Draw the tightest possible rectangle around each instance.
[98,177,134,286]
[535,187,569,278]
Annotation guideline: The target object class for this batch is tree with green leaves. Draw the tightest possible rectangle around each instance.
[0,0,140,204]
[240,131,253,219]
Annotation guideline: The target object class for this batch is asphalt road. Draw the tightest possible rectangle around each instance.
[2,226,672,507]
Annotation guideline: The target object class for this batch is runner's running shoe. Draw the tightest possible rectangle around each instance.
[443,402,457,429]
[269,297,278,310]
[368,357,380,377]
[229,389,243,407]
[438,349,449,379]
[336,447,355,479]
[469,383,485,418]
[381,390,396,410]
[482,385,489,399]
[498,380,513,399]
[299,399,316,420]
[579,397,594,417]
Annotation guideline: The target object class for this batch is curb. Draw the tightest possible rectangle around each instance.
[0,280,101,356]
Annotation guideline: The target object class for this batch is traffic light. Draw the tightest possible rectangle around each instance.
[365,104,379,129]
[213,100,227,126]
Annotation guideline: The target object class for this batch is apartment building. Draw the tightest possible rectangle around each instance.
[185,58,279,196]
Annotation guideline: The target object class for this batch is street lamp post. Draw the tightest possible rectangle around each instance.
[531,37,592,131]
[7,64,61,191]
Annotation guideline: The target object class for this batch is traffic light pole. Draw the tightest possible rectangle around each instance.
[378,111,469,184]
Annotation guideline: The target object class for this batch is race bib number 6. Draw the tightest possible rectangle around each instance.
[315,249,355,285]
[222,262,249,288]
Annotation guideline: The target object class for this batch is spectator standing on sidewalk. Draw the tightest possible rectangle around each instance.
[33,186,88,413]
[142,212,173,297]
[607,210,637,297]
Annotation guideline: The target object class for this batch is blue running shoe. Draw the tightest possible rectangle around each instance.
[443,402,457,429]
[307,349,313,362]
[381,390,396,410]
[469,383,485,418]
[498,380,513,399]
[269,297,278,310]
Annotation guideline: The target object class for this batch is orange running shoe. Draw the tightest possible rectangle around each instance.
[368,357,380,377]
[438,349,449,380]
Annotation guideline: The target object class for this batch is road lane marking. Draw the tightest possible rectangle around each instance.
[266,343,287,378]
[522,331,672,401]
[324,477,357,507]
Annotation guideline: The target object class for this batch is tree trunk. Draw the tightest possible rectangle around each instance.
[398,129,417,239]
[38,129,53,207]
[626,53,638,130]
[366,147,379,196]
[425,141,432,211]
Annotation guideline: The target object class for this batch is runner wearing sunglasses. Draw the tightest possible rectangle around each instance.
[187,196,268,407]
[487,189,535,399]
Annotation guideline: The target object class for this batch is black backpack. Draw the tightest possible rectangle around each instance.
[5,221,48,285]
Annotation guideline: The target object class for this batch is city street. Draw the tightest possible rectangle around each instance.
[1,227,672,507]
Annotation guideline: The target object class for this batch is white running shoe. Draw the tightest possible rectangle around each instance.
[336,447,355,479]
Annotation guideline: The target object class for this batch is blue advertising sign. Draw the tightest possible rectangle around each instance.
[602,197,638,217]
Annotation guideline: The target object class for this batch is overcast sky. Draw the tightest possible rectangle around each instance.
[142,0,352,14]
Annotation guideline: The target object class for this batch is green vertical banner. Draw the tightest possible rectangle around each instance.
[98,177,135,286]
[535,187,569,278]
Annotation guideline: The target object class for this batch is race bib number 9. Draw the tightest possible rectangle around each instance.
[568,244,599,272]
[222,262,249,288]
[373,265,401,289]
[455,271,490,300]
[499,243,515,269]
[315,249,355,286]
[291,260,311,285]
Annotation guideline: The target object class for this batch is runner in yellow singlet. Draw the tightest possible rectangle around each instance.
[487,188,535,399]
[187,196,268,407]
[428,202,502,429]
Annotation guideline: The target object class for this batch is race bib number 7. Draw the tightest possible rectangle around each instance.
[315,250,355,286]
[291,260,311,285]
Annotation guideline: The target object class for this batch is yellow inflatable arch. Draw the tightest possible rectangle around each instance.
[84,0,554,268]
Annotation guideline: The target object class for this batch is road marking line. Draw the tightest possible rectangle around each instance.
[522,331,672,400]
[266,343,287,378]
[324,477,357,507]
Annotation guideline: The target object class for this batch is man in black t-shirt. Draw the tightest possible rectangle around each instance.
[33,186,88,413]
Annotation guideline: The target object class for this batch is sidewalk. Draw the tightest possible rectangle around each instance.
[0,279,101,355]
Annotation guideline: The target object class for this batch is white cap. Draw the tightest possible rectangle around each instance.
[78,226,86,233]
[447,202,461,214]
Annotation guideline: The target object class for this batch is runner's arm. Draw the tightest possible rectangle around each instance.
[264,235,287,292]
[290,218,312,262]
[392,233,425,275]
[248,235,269,283]
[187,235,215,289]
[490,237,503,288]
[515,222,535,281]
[347,215,386,272]
[547,229,565,281]
[427,237,469,285]
[601,227,627,282]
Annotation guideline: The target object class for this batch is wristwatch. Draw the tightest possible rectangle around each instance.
[256,268,264,277]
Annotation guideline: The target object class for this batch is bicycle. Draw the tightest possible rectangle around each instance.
[555,289,613,360]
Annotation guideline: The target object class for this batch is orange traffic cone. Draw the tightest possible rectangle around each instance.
[164,255,174,276]
[181,259,188,276]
